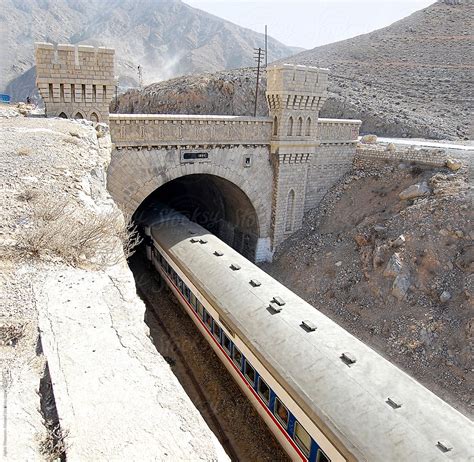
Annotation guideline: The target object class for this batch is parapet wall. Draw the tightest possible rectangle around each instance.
[35,42,116,123]
[109,115,360,148]
[317,118,361,145]
[109,114,272,147]
[355,145,448,167]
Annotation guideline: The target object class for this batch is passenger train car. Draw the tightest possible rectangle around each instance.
[144,211,473,461]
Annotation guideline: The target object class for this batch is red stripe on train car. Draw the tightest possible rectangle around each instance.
[159,264,308,462]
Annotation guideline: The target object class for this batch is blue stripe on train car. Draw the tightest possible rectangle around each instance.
[309,439,319,462]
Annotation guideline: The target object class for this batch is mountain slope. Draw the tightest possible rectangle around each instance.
[0,0,297,99]
[115,1,473,140]
[280,0,473,139]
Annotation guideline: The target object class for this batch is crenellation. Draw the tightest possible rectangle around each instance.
[35,42,116,122]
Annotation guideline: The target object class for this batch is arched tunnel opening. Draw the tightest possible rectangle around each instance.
[133,174,260,261]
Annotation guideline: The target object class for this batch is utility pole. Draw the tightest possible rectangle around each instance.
[265,25,268,67]
[137,65,143,90]
[253,47,264,117]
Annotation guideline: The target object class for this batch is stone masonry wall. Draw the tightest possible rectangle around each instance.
[305,144,357,210]
[109,114,272,147]
[271,154,312,246]
[355,145,449,167]
[35,42,116,123]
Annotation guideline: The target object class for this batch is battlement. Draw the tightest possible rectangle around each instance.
[35,42,116,123]
[266,64,329,97]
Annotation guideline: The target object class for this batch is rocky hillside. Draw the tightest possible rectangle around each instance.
[1,0,297,100]
[281,0,473,140]
[113,67,269,116]
[115,1,473,140]
[263,155,473,416]
[0,105,227,460]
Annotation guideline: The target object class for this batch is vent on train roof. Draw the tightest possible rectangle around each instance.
[340,352,357,366]
[190,238,199,243]
[199,239,208,244]
[188,230,197,235]
[230,263,241,271]
[249,279,261,287]
[272,296,285,306]
[214,250,223,257]
[437,441,453,453]
[268,301,283,314]
[386,397,402,409]
[301,320,317,332]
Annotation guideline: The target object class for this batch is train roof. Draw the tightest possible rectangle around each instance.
[150,218,474,461]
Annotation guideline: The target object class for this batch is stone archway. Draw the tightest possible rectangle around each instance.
[107,146,273,261]
[134,174,260,260]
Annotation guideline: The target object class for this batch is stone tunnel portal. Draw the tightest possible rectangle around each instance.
[134,174,260,261]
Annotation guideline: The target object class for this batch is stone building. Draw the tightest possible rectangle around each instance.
[35,42,116,123]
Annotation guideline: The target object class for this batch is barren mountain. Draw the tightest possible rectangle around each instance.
[1,0,297,100]
[115,1,474,140]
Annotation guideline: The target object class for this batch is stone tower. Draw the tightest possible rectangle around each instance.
[35,42,116,124]
[266,64,329,246]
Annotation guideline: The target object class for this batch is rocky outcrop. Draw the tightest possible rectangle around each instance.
[399,181,430,200]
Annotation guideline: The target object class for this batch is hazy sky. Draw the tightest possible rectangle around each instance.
[184,0,434,49]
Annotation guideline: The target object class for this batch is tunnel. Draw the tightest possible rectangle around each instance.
[133,174,260,260]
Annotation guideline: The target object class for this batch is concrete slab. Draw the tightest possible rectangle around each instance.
[36,264,229,461]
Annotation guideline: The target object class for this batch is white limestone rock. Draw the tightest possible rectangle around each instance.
[399,181,430,200]
[384,253,403,277]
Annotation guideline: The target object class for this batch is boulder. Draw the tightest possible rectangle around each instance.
[392,234,406,247]
[361,134,378,144]
[384,253,403,277]
[354,233,369,247]
[399,181,430,200]
[440,291,452,303]
[392,274,411,300]
[446,158,462,171]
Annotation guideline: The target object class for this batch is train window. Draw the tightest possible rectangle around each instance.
[184,286,191,302]
[258,377,270,404]
[317,449,330,462]
[203,310,212,330]
[190,293,197,310]
[197,301,204,318]
[212,322,221,340]
[244,361,256,386]
[294,421,311,457]
[274,397,289,429]
[232,347,243,369]
[177,278,184,294]
[222,334,232,355]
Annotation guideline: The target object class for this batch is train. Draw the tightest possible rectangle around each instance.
[143,209,473,461]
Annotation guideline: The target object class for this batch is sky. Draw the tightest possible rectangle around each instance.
[183,0,434,49]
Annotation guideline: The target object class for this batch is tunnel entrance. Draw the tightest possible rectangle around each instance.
[134,174,259,260]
